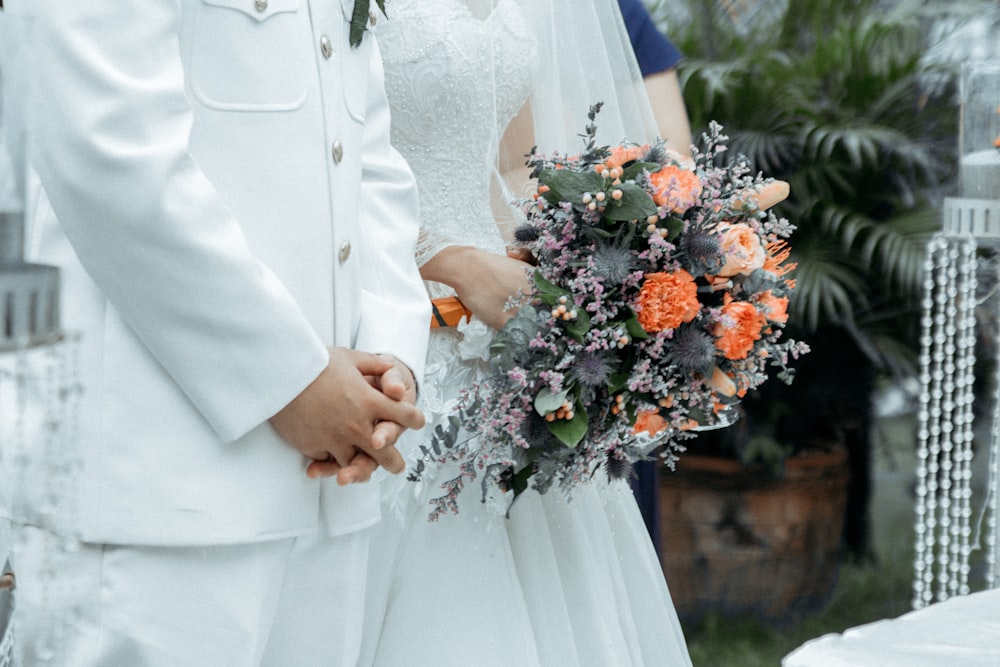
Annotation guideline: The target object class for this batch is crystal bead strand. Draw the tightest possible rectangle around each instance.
[950,238,977,596]
[988,255,1000,590]
[914,234,945,609]
[934,242,960,601]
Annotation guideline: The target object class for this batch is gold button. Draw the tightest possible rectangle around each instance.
[369,10,377,26]
[338,241,352,263]
[254,0,267,12]
[320,35,332,59]
[331,140,344,164]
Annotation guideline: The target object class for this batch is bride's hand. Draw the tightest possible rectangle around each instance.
[420,246,532,330]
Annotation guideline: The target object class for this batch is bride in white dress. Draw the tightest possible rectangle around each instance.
[361,1,693,664]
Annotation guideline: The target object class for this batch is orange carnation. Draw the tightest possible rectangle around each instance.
[633,410,668,436]
[648,165,702,213]
[756,290,789,324]
[636,270,700,333]
[713,301,767,360]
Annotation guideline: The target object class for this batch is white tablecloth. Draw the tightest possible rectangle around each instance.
[783,588,1000,666]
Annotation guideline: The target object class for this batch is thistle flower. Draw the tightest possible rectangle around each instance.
[641,144,669,166]
[514,224,540,243]
[571,351,615,387]
[679,230,721,275]
[521,410,557,449]
[668,325,717,376]
[591,244,634,284]
[605,449,633,481]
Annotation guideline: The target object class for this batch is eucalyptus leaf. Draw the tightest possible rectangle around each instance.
[534,387,570,416]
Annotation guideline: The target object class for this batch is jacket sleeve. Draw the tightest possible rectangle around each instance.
[352,35,431,384]
[27,1,329,443]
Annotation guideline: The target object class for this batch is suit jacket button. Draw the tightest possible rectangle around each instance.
[338,241,352,263]
[254,0,268,12]
[320,35,333,59]
[369,10,378,26]
[332,140,344,164]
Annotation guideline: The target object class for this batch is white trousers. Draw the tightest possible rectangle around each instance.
[13,525,370,666]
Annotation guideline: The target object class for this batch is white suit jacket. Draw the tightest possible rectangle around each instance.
[18,0,430,545]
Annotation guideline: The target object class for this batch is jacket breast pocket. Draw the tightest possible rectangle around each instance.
[190,0,308,111]
[340,0,369,122]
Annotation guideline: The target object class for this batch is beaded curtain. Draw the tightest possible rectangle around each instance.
[913,59,1000,608]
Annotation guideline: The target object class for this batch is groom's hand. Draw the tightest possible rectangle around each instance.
[269,347,425,481]
[306,354,420,484]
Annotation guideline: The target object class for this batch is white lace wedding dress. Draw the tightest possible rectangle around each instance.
[360,1,692,665]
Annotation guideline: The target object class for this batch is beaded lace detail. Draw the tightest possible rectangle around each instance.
[379,0,535,298]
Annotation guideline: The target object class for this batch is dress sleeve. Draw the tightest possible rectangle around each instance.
[616,0,683,77]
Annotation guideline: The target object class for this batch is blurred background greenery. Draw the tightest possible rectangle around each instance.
[640,0,1000,662]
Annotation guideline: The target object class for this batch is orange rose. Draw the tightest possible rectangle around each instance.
[713,300,767,360]
[717,223,766,277]
[648,165,702,213]
[756,290,789,324]
[605,144,649,170]
[636,270,700,333]
[732,180,790,212]
[707,366,737,397]
[633,410,668,436]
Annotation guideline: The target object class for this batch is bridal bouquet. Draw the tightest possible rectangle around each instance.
[411,108,808,520]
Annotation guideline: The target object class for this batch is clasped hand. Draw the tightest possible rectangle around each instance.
[269,347,424,486]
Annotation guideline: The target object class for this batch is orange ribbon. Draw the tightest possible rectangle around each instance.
[430,297,473,328]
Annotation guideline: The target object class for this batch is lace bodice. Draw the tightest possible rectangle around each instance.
[379,0,536,297]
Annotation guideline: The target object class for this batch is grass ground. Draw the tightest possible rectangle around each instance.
[678,413,938,666]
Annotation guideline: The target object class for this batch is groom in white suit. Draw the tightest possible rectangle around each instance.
[6,0,430,664]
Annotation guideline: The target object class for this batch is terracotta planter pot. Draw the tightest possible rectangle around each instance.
[658,448,849,624]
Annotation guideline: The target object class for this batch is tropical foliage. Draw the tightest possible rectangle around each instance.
[643,0,1000,553]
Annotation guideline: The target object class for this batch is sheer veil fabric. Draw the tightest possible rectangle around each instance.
[361,1,693,664]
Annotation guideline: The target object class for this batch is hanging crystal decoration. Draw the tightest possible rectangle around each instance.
[913,60,1000,609]
[0,8,83,664]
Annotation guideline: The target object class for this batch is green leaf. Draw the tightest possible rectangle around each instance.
[509,462,535,499]
[625,314,650,340]
[349,0,369,48]
[621,161,662,181]
[585,226,620,239]
[603,183,658,222]
[532,270,573,307]
[564,309,591,342]
[607,372,629,394]
[534,387,569,416]
[546,405,589,448]
[664,217,685,241]
[532,270,567,297]
[538,169,606,205]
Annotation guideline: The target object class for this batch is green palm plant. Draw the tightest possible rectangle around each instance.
[645,0,998,555]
